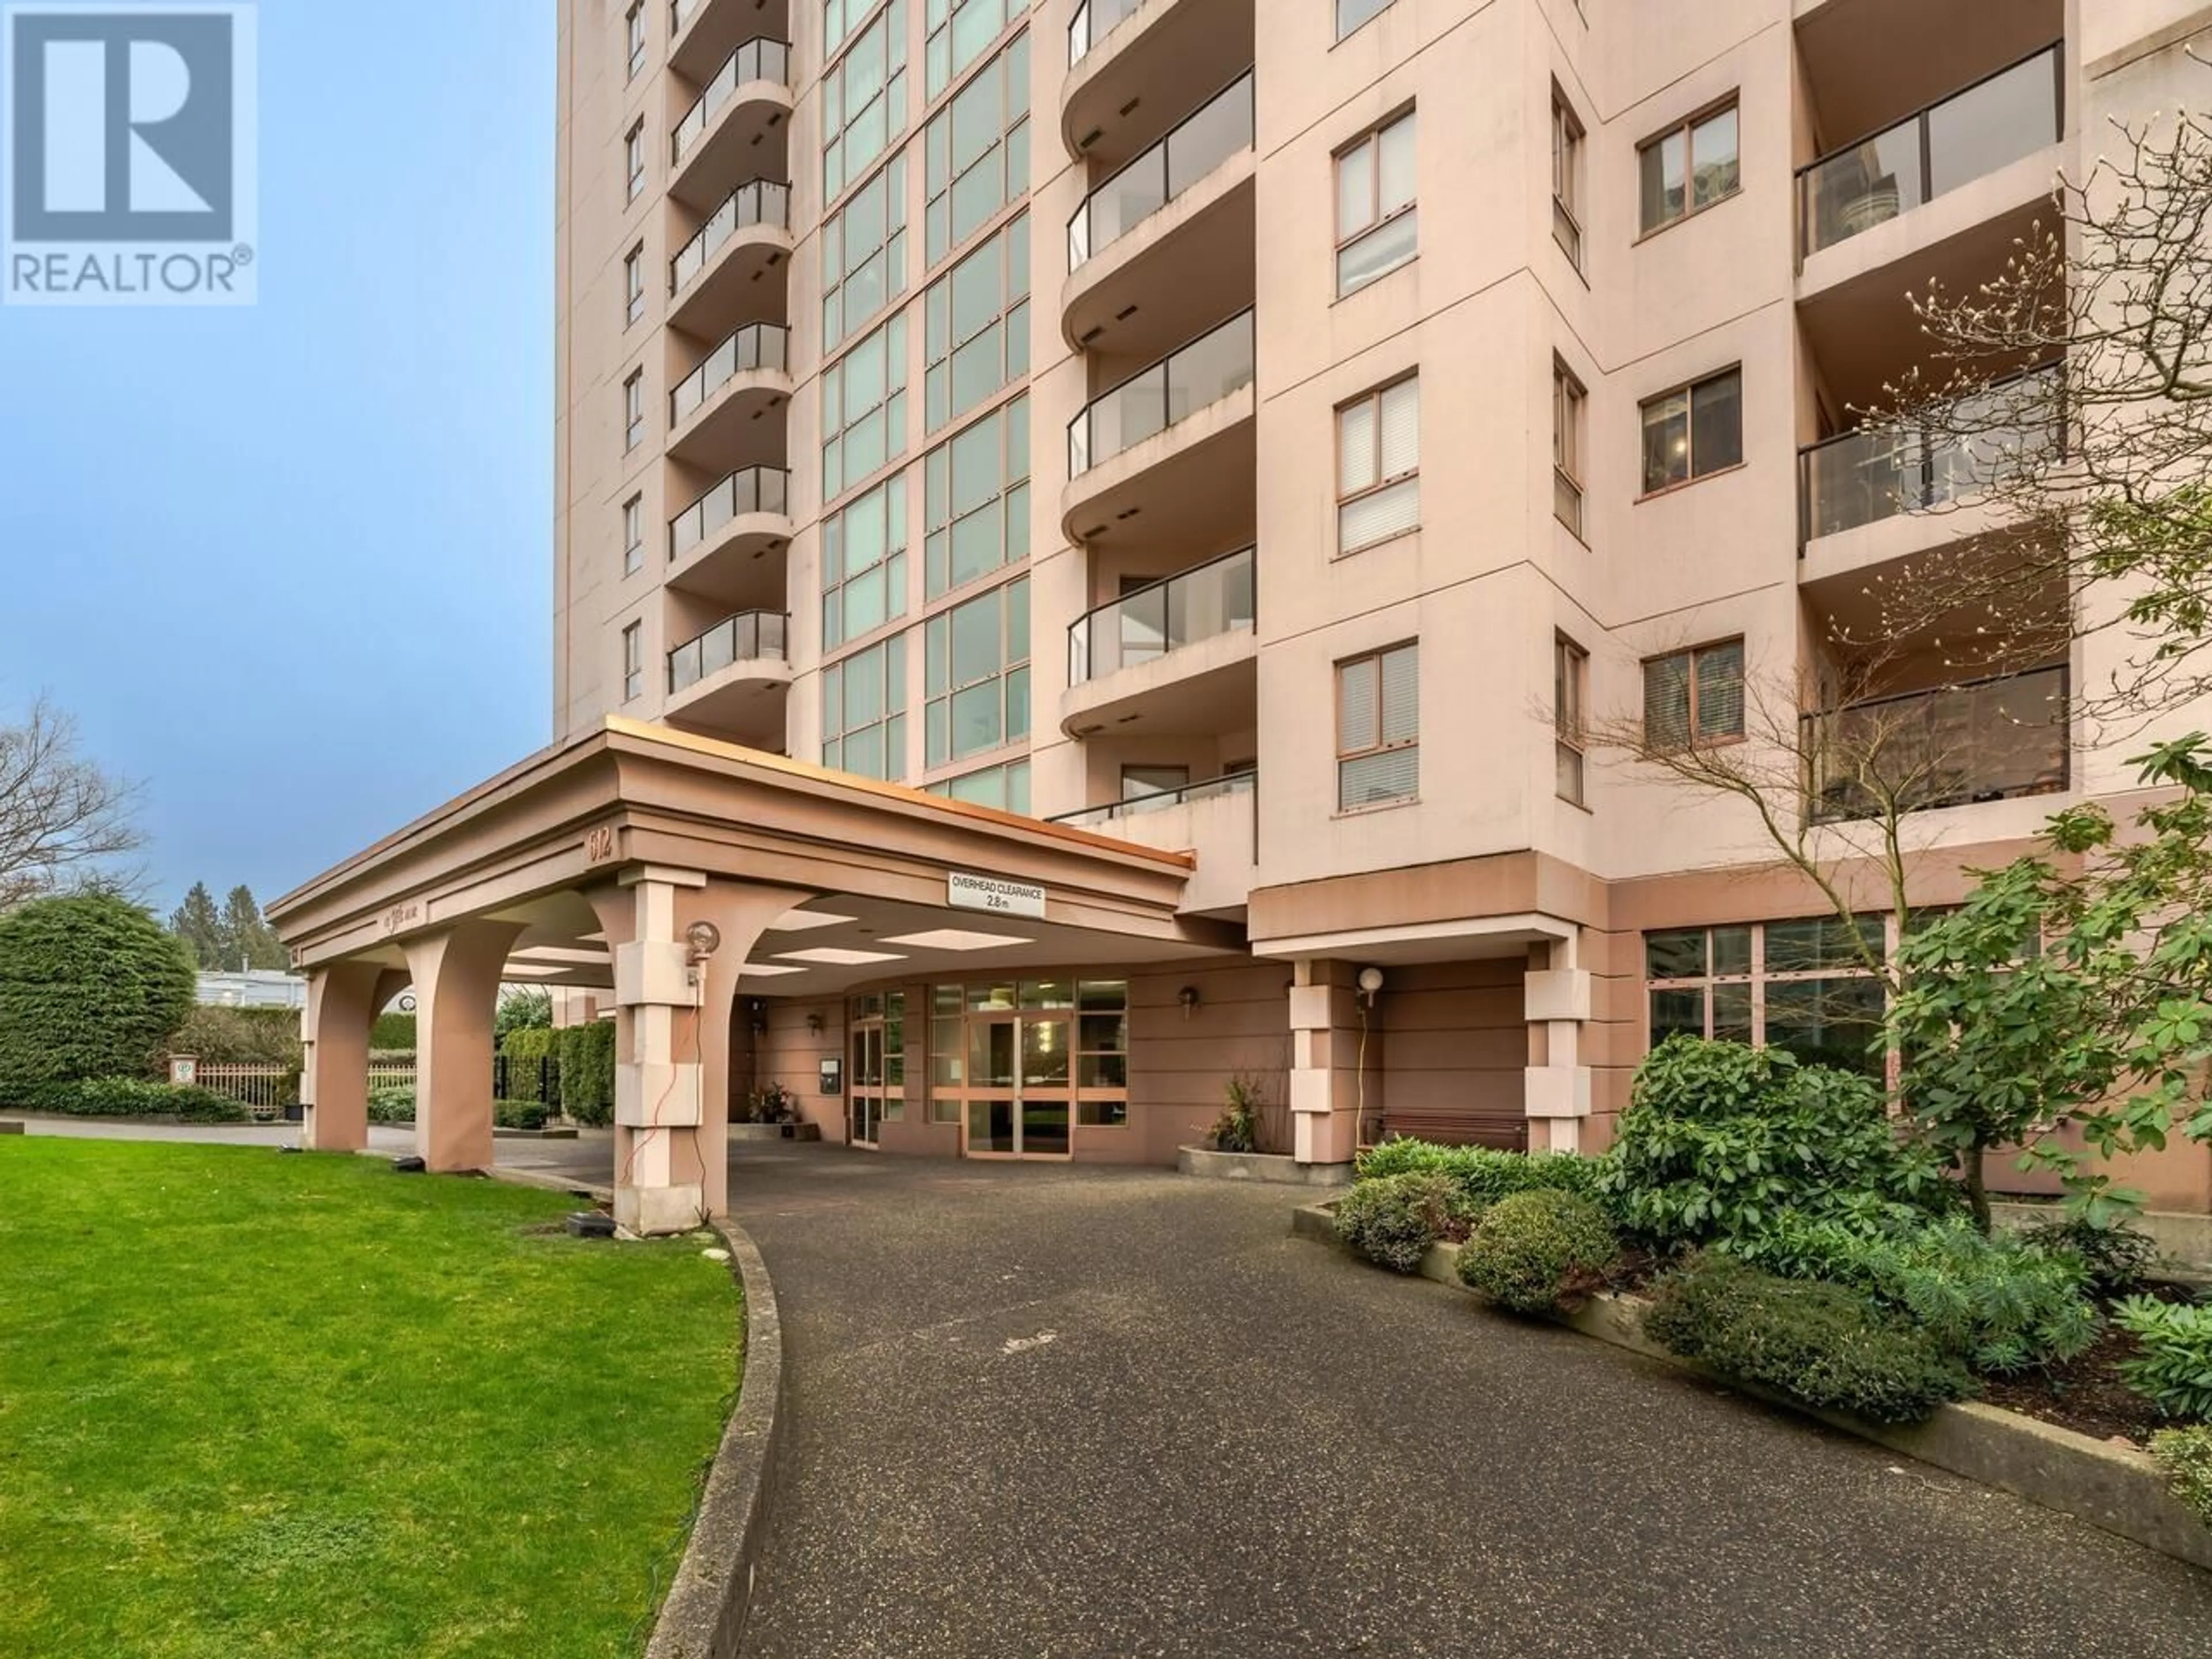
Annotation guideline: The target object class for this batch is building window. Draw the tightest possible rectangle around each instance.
[1642,638,1745,751]
[923,31,1030,268]
[925,393,1029,598]
[1645,917,1888,1077]
[823,156,908,351]
[824,1,909,203]
[1554,359,1585,536]
[626,2,646,78]
[925,575,1029,766]
[624,244,645,327]
[926,0,1012,100]
[1336,376,1419,554]
[626,120,645,202]
[1639,100,1740,233]
[931,757,1031,815]
[1336,0,1395,41]
[623,370,645,451]
[622,622,643,702]
[1639,366,1743,494]
[824,0,873,57]
[1335,109,1416,296]
[823,632,909,780]
[923,214,1029,431]
[1076,978,1130,1122]
[822,310,908,500]
[1337,642,1419,809]
[1552,91,1584,268]
[622,494,644,575]
[822,474,909,649]
[1555,635,1588,806]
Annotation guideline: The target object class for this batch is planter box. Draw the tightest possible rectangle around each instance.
[1294,1200,2212,1573]
[732,1122,821,1142]
[1179,1146,1353,1187]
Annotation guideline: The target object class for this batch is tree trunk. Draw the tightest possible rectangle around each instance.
[1964,1144,1992,1236]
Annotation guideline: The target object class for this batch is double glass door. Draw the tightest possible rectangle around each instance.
[964,1015,1072,1158]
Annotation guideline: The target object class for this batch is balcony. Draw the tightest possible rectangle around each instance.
[1804,665,2070,824]
[669,0,779,83]
[1051,770,1256,917]
[668,465,792,601]
[669,321,791,467]
[670,38,792,211]
[1063,71,1255,356]
[1063,546,1257,740]
[665,610,791,749]
[668,180,793,342]
[1063,309,1255,543]
[1062,0,1255,171]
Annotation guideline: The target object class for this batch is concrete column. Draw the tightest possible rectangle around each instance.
[1524,933,1594,1155]
[299,961,403,1153]
[403,921,525,1173]
[587,872,811,1234]
[1288,959,1377,1167]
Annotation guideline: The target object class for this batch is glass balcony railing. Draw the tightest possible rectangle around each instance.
[1069,71,1252,270]
[670,323,790,425]
[1804,666,2069,823]
[1798,44,2062,257]
[1067,0,1145,66]
[668,611,790,694]
[669,179,791,296]
[669,465,791,560]
[673,39,791,165]
[1798,363,2062,544]
[1069,545,1256,685]
[1050,767,1255,829]
[1068,309,1254,477]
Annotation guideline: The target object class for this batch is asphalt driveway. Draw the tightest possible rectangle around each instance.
[717,1145,2212,1659]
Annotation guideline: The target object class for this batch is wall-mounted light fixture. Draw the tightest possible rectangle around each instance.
[748,998,768,1037]
[806,1010,826,1036]
[1178,985,1200,1020]
[1357,966,1385,1007]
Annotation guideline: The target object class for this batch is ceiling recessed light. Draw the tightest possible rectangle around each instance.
[736,962,807,978]
[770,908,859,932]
[880,929,1036,951]
[774,947,908,966]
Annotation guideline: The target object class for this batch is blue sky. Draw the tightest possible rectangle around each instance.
[0,0,555,915]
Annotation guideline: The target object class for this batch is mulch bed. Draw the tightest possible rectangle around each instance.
[1980,1283,2199,1447]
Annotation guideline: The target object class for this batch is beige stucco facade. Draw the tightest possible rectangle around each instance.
[271,0,2212,1229]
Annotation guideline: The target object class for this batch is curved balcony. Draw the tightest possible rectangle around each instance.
[665,609,792,751]
[669,321,793,468]
[670,38,793,211]
[667,465,793,604]
[1063,546,1257,740]
[1063,71,1254,355]
[1062,0,1255,170]
[1051,770,1256,918]
[1063,309,1255,544]
[669,0,771,84]
[668,180,793,342]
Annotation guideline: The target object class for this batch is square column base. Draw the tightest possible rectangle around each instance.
[616,1181,706,1237]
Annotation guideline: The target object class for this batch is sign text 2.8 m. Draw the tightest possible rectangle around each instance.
[948,872,1046,920]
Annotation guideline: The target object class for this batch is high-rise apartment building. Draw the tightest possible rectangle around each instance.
[280,0,2212,1232]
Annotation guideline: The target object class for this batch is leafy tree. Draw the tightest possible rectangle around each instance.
[495,986,553,1037]
[169,881,225,969]
[0,894,194,1093]
[0,695,142,909]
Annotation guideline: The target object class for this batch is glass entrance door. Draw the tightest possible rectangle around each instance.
[850,1024,884,1146]
[965,1017,1018,1155]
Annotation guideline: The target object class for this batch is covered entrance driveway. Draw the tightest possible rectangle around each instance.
[268,718,1236,1232]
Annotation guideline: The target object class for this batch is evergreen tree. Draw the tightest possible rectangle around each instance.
[168,881,224,969]
[219,884,286,971]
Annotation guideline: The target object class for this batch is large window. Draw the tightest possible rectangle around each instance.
[924,32,1030,268]
[1555,634,1588,806]
[923,215,1031,431]
[823,474,909,649]
[1639,366,1742,495]
[823,156,908,351]
[1337,642,1419,809]
[1639,100,1740,233]
[1552,90,1584,268]
[822,310,908,500]
[1335,109,1416,296]
[622,494,644,575]
[926,0,1012,100]
[925,575,1029,766]
[1554,359,1585,536]
[1336,376,1419,553]
[1645,917,1888,1076]
[1642,638,1745,751]
[822,632,908,780]
[824,1,909,202]
[925,393,1029,597]
[933,757,1031,815]
[824,0,874,57]
[622,622,643,702]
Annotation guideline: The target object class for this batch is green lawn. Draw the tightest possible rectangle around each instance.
[0,1139,739,1658]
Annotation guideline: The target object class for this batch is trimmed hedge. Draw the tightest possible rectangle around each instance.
[494,1098,551,1132]
[1456,1190,1619,1314]
[558,1021,616,1127]
[1643,1253,1975,1425]
[1357,1139,1612,1215]
[1334,1172,1463,1272]
[368,1086,415,1125]
[9,1078,248,1124]
[369,1012,416,1050]
[0,895,195,1093]
[168,1004,302,1067]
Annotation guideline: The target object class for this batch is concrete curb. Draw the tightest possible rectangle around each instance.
[1179,1145,1354,1187]
[1293,1201,2212,1573]
[646,1219,788,1659]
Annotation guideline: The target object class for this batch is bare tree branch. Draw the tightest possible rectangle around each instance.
[0,695,145,910]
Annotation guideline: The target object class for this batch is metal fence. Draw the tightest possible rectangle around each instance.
[193,1063,297,1119]
[493,1054,563,1105]
[368,1057,418,1093]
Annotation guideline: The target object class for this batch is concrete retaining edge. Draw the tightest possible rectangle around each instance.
[1293,1201,2212,1573]
[1179,1145,1355,1187]
[730,1123,821,1142]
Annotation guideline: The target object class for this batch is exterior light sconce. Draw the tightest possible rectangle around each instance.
[1357,966,1385,1008]
[806,1011,826,1036]
[1178,986,1201,1020]
[748,998,768,1037]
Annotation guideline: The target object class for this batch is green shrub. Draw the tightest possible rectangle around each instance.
[369,1012,415,1050]
[1205,1074,1264,1153]
[495,986,554,1037]
[2113,1297,2212,1419]
[1456,1189,1619,1313]
[738,1081,798,1125]
[2018,1215,2161,1296]
[0,895,195,1094]
[1730,1214,2099,1374]
[494,1099,550,1132]
[168,1004,302,1067]
[2152,1425,2212,1529]
[1643,1253,1975,1425]
[1601,1036,1949,1252]
[11,1078,248,1124]
[498,1026,559,1105]
[558,1021,616,1127]
[367,1086,415,1125]
[1333,1172,1462,1273]
[1357,1138,1613,1216]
